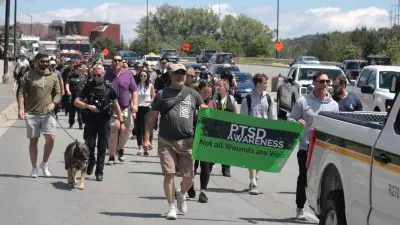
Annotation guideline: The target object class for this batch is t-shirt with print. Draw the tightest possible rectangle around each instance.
[151,87,204,140]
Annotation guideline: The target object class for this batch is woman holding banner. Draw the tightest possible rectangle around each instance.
[187,80,217,203]
[211,80,238,177]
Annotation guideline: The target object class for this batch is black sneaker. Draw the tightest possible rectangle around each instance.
[118,149,125,162]
[188,185,196,198]
[198,191,208,203]
[69,124,73,129]
[86,166,94,175]
[144,151,149,156]
[222,169,231,177]
[96,174,103,181]
[79,124,83,130]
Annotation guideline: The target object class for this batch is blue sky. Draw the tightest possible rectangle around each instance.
[1,0,395,40]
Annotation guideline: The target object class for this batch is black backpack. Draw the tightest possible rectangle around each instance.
[246,93,271,116]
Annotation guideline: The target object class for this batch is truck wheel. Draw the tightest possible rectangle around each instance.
[319,191,347,225]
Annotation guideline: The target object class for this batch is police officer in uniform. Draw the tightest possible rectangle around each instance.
[74,64,123,181]
[66,63,87,129]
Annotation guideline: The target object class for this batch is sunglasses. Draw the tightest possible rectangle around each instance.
[113,59,123,62]
[40,60,49,64]
[94,74,103,78]
[317,79,331,84]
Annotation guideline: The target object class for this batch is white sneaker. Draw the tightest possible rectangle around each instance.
[296,208,307,220]
[40,163,51,177]
[175,189,188,213]
[249,183,259,195]
[166,205,177,220]
[31,167,38,178]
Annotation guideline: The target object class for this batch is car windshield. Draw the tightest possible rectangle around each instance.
[146,57,160,61]
[379,71,400,89]
[205,50,216,54]
[124,52,138,58]
[299,68,343,80]
[215,66,239,74]
[235,73,252,83]
[215,54,233,63]
[303,57,317,61]
[346,62,367,70]
[60,54,81,59]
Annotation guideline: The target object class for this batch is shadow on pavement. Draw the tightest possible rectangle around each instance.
[0,173,66,179]
[51,181,73,191]
[277,191,296,195]
[138,196,165,200]
[207,187,247,194]
[128,171,163,176]
[100,212,163,218]
[239,217,317,224]
[130,160,159,164]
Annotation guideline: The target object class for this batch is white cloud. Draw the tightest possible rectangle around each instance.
[271,6,390,38]
[17,3,157,41]
[244,5,273,15]
[210,3,236,18]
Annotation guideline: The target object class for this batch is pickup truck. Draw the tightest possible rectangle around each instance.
[306,75,400,225]
[276,64,349,118]
[352,65,400,112]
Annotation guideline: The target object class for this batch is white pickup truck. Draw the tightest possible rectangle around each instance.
[352,65,400,112]
[307,75,400,225]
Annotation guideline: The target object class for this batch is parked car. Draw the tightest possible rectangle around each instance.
[159,48,179,63]
[141,54,160,68]
[208,53,235,65]
[352,65,400,112]
[232,72,254,103]
[196,49,217,63]
[289,56,320,66]
[276,64,347,117]
[183,62,202,71]
[340,59,367,80]
[208,64,240,78]
[306,75,400,225]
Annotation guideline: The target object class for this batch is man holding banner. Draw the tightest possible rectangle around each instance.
[240,73,277,195]
[143,64,206,220]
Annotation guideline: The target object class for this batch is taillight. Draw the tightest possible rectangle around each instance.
[306,128,317,169]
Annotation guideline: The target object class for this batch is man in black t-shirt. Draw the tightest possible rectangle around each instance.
[66,64,87,129]
[143,64,206,220]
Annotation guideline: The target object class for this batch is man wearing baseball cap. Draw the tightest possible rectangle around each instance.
[143,64,207,220]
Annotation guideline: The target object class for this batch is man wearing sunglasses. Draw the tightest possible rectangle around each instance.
[104,54,138,164]
[75,64,122,182]
[17,53,61,178]
[289,71,339,220]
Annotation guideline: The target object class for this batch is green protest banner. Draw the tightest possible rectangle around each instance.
[193,109,304,173]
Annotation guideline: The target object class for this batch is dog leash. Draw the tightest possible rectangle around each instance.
[49,111,77,142]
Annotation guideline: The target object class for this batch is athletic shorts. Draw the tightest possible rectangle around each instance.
[158,137,194,178]
[25,113,56,138]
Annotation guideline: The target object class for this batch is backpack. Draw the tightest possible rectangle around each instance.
[246,93,271,116]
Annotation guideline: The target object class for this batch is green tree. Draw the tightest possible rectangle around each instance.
[387,37,400,63]
[343,44,363,60]
[246,34,274,57]
[184,35,221,55]
[92,37,117,58]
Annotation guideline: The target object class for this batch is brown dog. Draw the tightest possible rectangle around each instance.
[64,139,89,190]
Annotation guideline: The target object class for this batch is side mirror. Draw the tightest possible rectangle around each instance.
[361,84,375,94]
[389,75,399,93]
[349,79,356,85]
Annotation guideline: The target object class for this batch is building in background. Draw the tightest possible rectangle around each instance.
[64,21,120,44]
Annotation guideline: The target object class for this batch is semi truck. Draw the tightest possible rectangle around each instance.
[57,35,93,60]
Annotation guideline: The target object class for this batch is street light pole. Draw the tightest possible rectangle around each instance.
[276,0,279,59]
[3,0,11,83]
[146,0,149,54]
[13,0,17,60]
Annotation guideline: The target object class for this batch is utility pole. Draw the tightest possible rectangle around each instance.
[3,0,10,83]
[275,0,280,59]
[13,0,17,60]
[146,0,149,54]
[219,0,221,20]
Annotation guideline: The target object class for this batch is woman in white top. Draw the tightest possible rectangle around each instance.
[135,69,155,156]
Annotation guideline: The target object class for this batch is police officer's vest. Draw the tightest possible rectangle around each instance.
[86,80,114,117]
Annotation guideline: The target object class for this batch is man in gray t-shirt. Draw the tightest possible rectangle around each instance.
[143,64,205,220]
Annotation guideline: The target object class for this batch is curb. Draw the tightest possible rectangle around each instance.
[0,102,18,125]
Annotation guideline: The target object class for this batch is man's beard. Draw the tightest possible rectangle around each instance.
[333,87,342,96]
[38,65,47,71]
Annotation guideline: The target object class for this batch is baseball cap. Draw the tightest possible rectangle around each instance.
[171,64,186,75]
[200,65,206,70]
[160,58,169,63]
[49,60,56,66]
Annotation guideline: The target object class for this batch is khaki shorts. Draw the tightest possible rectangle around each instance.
[158,137,194,178]
[25,113,56,138]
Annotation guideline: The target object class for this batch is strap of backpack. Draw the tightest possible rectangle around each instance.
[246,94,252,116]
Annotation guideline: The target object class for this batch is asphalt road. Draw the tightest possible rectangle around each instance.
[0,65,317,225]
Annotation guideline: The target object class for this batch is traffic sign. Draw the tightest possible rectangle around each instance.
[102,48,109,56]
[274,41,284,52]
[183,43,191,52]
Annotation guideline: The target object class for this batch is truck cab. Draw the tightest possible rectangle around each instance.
[307,75,400,225]
[352,65,400,112]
